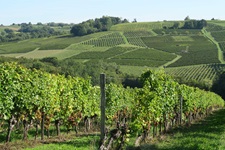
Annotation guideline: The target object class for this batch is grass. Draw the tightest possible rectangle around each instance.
[0,132,100,150]
[127,108,225,150]
[119,65,152,76]
[24,134,100,150]
[17,49,66,59]
[0,39,41,54]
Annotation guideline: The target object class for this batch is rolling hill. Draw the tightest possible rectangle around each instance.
[1,20,225,83]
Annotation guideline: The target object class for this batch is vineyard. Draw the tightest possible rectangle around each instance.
[111,22,158,31]
[112,48,176,60]
[81,32,126,47]
[71,47,177,67]
[210,31,225,42]
[142,35,220,66]
[123,31,155,47]
[219,42,225,52]
[206,23,225,32]
[0,62,224,149]
[71,46,136,59]
[153,29,202,35]
[165,64,225,82]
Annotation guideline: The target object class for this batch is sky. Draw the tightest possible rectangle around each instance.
[1,0,225,25]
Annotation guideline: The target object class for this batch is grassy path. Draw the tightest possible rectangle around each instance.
[159,54,182,68]
[130,108,225,150]
[202,28,225,64]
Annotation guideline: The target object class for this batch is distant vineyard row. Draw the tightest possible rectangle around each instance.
[165,64,225,82]
[81,32,126,47]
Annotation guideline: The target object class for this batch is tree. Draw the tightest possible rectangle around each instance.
[4,28,13,34]
[197,19,207,29]
[94,19,103,30]
[122,19,129,23]
[100,16,113,31]
[183,19,207,29]
[184,16,190,21]
[70,24,87,36]
[172,22,180,29]
[110,17,122,24]
[212,71,225,99]
[37,22,43,25]
[70,16,128,36]
[132,18,137,23]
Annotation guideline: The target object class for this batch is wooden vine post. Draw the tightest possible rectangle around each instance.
[180,95,183,125]
[100,73,106,143]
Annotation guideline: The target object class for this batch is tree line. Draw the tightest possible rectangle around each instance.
[70,16,129,36]
[169,17,207,29]
[0,23,67,42]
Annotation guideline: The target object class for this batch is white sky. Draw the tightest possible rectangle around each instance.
[0,0,224,25]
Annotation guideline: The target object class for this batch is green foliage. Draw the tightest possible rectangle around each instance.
[130,69,224,135]
[0,62,100,141]
[0,23,64,43]
[0,63,223,146]
[70,16,125,36]
[212,70,225,99]
[182,19,207,29]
